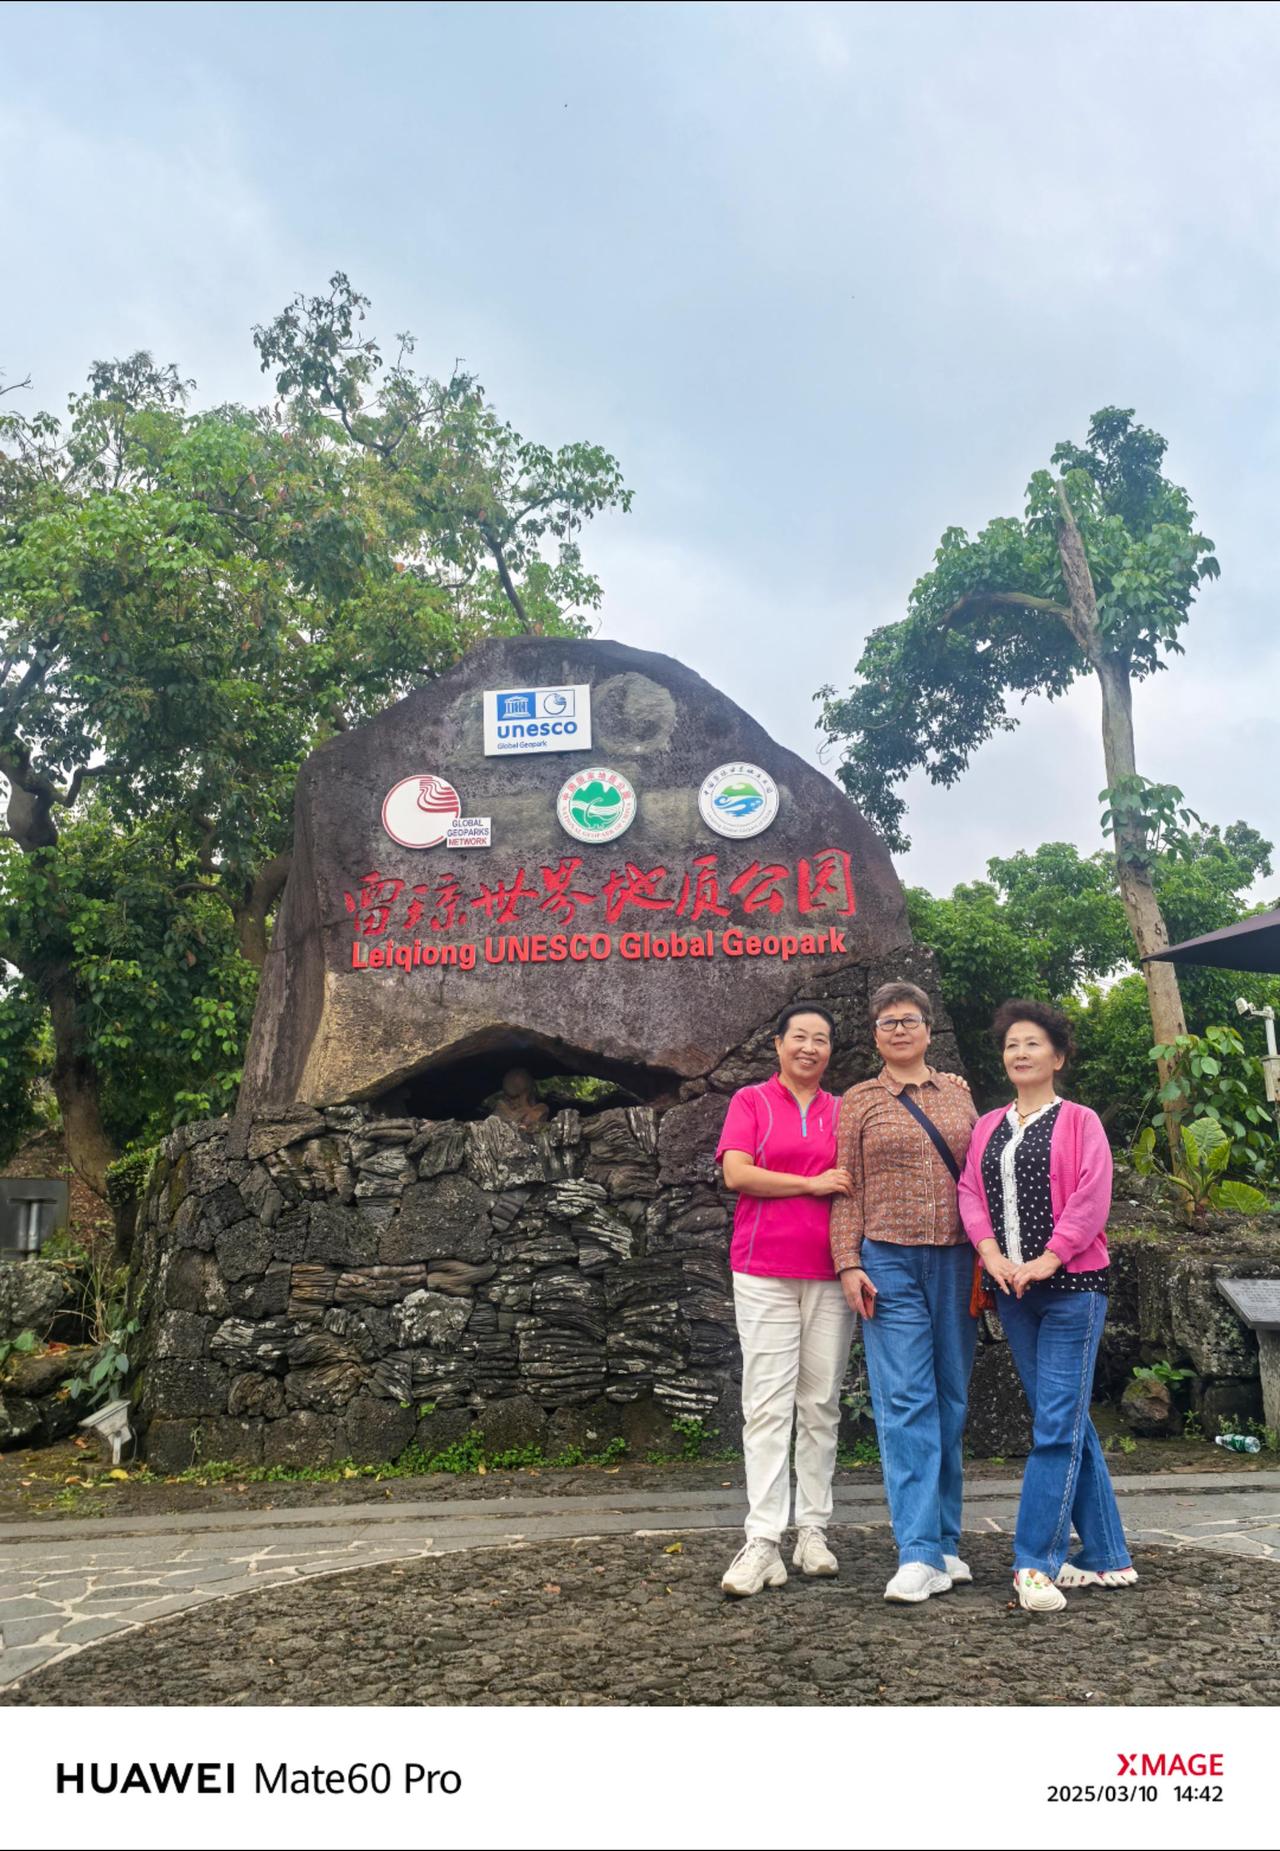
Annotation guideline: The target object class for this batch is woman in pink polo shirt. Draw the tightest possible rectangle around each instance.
[715,1002,854,1597]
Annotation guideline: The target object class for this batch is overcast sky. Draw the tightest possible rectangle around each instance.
[4,0,1277,899]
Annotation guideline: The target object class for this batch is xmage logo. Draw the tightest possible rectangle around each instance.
[1117,1752,1224,1777]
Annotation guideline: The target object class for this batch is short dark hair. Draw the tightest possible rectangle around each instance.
[869,981,933,1029]
[991,998,1076,1066]
[775,1002,836,1042]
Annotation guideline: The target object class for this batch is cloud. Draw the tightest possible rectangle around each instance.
[0,100,294,406]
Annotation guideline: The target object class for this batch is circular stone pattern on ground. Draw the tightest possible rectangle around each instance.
[5,1530,1277,1707]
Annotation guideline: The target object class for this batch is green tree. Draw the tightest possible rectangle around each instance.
[909,823,1278,1130]
[1,278,631,1188]
[819,407,1219,1059]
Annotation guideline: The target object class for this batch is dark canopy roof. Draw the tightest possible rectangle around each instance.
[1145,907,1280,975]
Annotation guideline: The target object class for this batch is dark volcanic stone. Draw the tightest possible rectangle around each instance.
[391,1290,471,1350]
[227,1373,287,1420]
[412,1406,476,1453]
[142,1419,200,1473]
[389,1175,492,1264]
[473,1394,546,1454]
[306,1201,378,1268]
[285,1362,366,1412]
[150,1312,210,1361]
[0,1262,73,1341]
[0,1395,42,1447]
[142,1359,229,1420]
[1121,1376,1178,1436]
[162,1249,230,1318]
[262,1410,343,1467]
[343,1394,416,1463]
[214,1220,275,1283]
[658,1095,730,1187]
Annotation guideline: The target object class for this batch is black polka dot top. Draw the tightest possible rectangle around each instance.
[980,1101,1108,1294]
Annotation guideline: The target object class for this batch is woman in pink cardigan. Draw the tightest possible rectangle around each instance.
[957,999,1136,1613]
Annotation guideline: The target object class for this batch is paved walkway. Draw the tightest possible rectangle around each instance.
[2,1468,1278,1691]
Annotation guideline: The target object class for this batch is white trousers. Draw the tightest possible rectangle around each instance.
[733,1273,855,1543]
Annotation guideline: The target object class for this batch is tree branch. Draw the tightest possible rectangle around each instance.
[0,649,55,731]
[54,762,121,808]
[483,529,533,631]
[941,591,1074,626]
[1054,480,1104,661]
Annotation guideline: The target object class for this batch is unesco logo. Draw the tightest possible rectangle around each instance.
[484,684,592,756]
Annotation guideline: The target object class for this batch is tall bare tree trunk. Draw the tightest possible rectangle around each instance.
[1054,487,1188,1054]
[1093,655,1187,1049]
[234,853,292,971]
[46,979,117,1197]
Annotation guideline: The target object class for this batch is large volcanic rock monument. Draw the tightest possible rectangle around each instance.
[130,639,967,1468]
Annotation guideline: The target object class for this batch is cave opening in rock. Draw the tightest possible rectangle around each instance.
[370,1031,680,1123]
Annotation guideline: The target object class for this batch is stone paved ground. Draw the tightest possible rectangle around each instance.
[4,1526,1278,1707]
[1,1468,1278,1700]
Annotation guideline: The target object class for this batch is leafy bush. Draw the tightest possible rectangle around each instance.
[1133,1114,1269,1225]
[1149,1025,1278,1184]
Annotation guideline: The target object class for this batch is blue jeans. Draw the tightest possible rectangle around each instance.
[859,1239,977,1571]
[998,1288,1131,1575]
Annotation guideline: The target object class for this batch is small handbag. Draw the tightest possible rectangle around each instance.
[893,1089,993,1316]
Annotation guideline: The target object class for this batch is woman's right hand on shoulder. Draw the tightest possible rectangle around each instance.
[807,1167,854,1197]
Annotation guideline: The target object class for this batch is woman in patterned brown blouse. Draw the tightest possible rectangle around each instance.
[830,980,978,1604]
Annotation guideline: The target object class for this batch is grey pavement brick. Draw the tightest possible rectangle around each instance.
[1193,1532,1275,1557]
[2,1616,63,1649]
[0,1596,62,1620]
[0,1644,62,1684]
[115,1593,210,1624]
[58,1615,133,1646]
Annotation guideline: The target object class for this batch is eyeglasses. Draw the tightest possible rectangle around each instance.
[875,1014,925,1032]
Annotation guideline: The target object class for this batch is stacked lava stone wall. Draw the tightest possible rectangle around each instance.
[130,950,1036,1468]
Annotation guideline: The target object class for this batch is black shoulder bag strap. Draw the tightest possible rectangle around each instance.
[894,1088,961,1184]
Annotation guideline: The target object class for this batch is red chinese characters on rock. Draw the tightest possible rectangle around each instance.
[340,849,856,938]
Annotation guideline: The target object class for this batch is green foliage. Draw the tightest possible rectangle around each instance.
[1148,1026,1278,1184]
[838,1437,881,1467]
[1117,1434,1139,1455]
[0,1327,40,1373]
[1131,1360,1194,1387]
[0,976,45,1163]
[164,1429,630,1486]
[1133,1115,1270,1224]
[1100,775,1200,875]
[906,839,1128,1101]
[668,1414,717,1460]
[64,1251,138,1408]
[104,1144,160,1208]
[909,821,1280,1126]
[818,407,1218,854]
[1,277,630,1176]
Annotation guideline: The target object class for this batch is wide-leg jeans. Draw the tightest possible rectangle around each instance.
[733,1273,855,1543]
[998,1287,1131,1575]
[859,1238,977,1571]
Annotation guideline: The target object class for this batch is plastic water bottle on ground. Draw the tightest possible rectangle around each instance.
[1214,1432,1262,1454]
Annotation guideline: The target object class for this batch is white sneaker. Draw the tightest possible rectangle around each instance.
[793,1528,838,1576]
[1013,1568,1067,1612]
[884,1561,952,1603]
[943,1553,972,1585]
[721,1538,788,1597]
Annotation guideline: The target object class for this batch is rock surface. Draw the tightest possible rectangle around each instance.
[235,637,918,1122]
